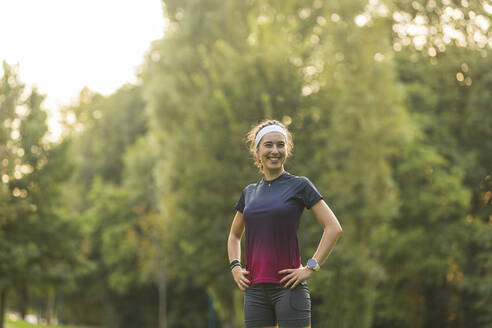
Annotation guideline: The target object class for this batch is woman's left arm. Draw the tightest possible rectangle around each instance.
[309,199,343,266]
[279,199,342,289]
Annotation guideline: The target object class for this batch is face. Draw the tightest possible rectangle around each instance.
[256,132,287,172]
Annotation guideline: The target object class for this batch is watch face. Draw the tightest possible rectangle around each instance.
[307,258,317,268]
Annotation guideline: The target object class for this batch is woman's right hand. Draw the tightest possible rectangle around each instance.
[231,266,250,292]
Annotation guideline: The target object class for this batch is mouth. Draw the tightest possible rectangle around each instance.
[267,156,282,163]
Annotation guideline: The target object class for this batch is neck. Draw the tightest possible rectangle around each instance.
[263,167,285,181]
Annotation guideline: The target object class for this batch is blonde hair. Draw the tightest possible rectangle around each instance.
[246,119,293,172]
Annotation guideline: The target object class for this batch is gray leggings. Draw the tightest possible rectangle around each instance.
[244,281,311,328]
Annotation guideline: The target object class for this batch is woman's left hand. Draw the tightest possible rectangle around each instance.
[278,266,314,290]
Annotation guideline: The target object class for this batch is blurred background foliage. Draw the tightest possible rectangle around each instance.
[1,0,491,327]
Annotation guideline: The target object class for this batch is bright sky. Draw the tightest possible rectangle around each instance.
[0,0,167,139]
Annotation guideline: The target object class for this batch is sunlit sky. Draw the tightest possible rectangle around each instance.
[0,0,167,139]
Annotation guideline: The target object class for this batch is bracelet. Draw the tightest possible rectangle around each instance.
[230,259,241,270]
[230,263,242,270]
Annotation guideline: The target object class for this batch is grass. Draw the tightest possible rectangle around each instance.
[5,316,77,328]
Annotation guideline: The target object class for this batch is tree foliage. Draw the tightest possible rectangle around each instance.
[2,0,491,327]
[0,62,83,327]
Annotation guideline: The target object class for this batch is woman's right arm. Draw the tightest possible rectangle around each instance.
[227,211,250,291]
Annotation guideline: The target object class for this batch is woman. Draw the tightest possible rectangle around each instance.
[227,119,343,328]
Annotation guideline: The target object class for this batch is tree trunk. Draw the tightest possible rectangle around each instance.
[56,290,64,325]
[0,288,8,328]
[158,270,167,328]
[18,283,28,319]
[47,290,55,324]
[220,314,235,328]
[424,283,448,328]
[157,247,167,328]
[216,292,238,328]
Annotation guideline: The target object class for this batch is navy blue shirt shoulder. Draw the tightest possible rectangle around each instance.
[235,172,323,213]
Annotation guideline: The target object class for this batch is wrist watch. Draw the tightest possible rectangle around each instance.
[306,258,320,271]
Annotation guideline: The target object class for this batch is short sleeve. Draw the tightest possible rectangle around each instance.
[235,189,246,213]
[300,177,323,209]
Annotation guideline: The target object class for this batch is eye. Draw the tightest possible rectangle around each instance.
[263,142,273,147]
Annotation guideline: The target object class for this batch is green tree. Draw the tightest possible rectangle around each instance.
[375,137,471,328]
[59,85,152,327]
[0,62,82,327]
[143,1,416,327]
[384,47,492,328]
[390,0,492,52]
[61,81,211,327]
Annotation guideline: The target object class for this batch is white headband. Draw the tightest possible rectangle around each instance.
[255,125,288,148]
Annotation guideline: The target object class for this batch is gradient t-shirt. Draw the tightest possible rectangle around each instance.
[235,172,323,285]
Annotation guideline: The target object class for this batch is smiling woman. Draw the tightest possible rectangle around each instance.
[228,119,343,328]
[0,0,167,139]
[247,120,294,174]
